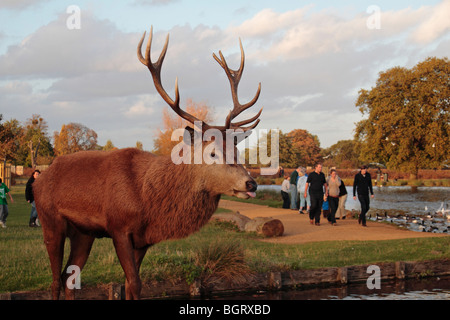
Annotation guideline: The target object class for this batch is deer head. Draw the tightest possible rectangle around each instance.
[137,27,262,199]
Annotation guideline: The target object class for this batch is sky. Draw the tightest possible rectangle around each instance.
[0,0,449,151]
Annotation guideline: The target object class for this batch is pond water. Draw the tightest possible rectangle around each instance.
[217,276,450,300]
[259,185,450,233]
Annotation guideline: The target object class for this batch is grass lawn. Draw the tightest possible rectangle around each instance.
[1,186,449,294]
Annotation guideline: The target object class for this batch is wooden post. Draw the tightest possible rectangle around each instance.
[395,261,405,280]
[337,267,348,284]
[189,279,202,297]
[108,284,124,300]
[269,272,282,290]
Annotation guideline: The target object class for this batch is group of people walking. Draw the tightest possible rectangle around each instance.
[0,170,41,229]
[281,164,374,227]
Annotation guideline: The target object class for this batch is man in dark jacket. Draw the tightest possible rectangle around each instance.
[305,163,328,226]
[353,165,374,227]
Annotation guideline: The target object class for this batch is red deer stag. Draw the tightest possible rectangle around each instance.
[33,27,262,300]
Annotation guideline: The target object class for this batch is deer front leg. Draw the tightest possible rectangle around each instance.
[112,234,142,300]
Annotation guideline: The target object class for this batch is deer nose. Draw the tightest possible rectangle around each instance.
[246,180,257,192]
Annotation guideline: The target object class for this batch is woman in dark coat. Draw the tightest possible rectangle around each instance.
[26,170,40,227]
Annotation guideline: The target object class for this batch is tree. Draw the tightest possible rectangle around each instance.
[277,130,298,168]
[103,139,116,151]
[244,129,322,168]
[53,123,98,156]
[53,124,70,156]
[0,115,24,163]
[22,114,53,167]
[286,129,322,166]
[322,140,360,168]
[152,99,214,156]
[242,129,284,168]
[355,57,449,178]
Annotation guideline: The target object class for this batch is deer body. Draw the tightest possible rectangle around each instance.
[34,27,262,300]
[35,148,223,244]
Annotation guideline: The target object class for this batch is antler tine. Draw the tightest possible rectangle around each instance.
[138,27,205,128]
[213,39,262,131]
[232,107,263,127]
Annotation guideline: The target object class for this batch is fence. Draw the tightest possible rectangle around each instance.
[0,162,11,188]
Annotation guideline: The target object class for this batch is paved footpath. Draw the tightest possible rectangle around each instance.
[218,200,449,244]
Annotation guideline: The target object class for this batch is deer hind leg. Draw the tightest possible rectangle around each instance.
[62,228,95,300]
[112,234,142,300]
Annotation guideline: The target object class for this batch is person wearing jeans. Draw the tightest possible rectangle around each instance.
[26,170,41,227]
[0,178,14,228]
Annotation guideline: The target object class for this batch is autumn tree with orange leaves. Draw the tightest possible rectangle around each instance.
[355,57,449,178]
[53,123,98,156]
[286,129,322,166]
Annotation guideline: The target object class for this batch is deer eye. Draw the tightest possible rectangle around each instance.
[211,152,216,158]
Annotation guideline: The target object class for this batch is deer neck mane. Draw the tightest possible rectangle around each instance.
[142,155,221,244]
[144,155,221,210]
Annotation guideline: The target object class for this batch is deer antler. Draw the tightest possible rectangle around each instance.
[137,26,205,128]
[212,39,262,132]
[137,27,262,132]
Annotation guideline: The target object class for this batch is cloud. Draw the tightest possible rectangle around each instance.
[0,12,139,79]
[0,2,448,150]
[230,7,311,38]
[412,0,450,43]
[0,80,33,95]
[229,3,449,63]
[0,13,166,149]
[124,95,157,118]
[277,93,324,111]
[0,0,50,10]
[132,0,180,7]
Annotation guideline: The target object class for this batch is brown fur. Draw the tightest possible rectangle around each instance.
[33,147,256,299]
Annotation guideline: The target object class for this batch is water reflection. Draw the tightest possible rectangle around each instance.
[217,276,450,300]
